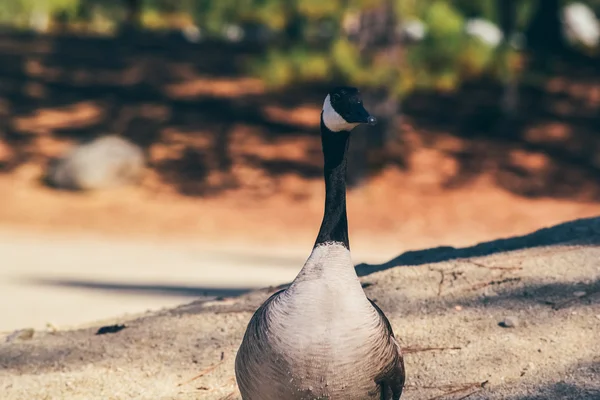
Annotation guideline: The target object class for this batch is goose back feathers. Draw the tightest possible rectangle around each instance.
[235,87,405,400]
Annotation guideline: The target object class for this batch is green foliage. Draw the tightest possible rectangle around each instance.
[514,0,538,30]
[427,1,465,39]
[297,0,344,19]
[452,0,497,21]
[399,1,498,93]
[0,0,575,97]
[250,47,333,88]
[0,0,80,27]
[190,0,261,33]
[248,0,533,96]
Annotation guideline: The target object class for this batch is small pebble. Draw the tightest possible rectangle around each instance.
[499,316,519,328]
[521,362,536,376]
[454,305,463,311]
[573,291,587,297]
[96,324,126,335]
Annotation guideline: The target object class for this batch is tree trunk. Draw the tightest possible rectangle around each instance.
[498,0,517,36]
[525,0,565,70]
[346,0,401,186]
[497,0,519,116]
[124,0,142,28]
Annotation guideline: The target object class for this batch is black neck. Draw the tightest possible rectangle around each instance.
[314,115,351,249]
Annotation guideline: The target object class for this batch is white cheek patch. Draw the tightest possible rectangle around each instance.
[322,94,360,132]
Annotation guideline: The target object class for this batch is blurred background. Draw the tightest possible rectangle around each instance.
[1,0,600,331]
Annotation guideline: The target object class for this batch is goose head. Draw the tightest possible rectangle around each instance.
[321,86,377,133]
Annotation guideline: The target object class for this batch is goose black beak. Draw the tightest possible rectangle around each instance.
[348,104,377,126]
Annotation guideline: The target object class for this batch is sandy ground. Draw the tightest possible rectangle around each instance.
[1,217,599,400]
[0,228,403,332]
[0,229,307,332]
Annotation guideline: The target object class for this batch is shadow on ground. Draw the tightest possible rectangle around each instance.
[16,217,600,318]
[355,216,600,275]
[17,277,254,298]
[163,216,600,318]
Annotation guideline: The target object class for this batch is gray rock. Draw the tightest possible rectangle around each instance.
[47,135,145,191]
[499,316,519,328]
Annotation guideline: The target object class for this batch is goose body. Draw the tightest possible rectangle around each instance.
[235,87,405,400]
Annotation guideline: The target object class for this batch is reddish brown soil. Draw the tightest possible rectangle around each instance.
[0,32,599,252]
[1,131,599,253]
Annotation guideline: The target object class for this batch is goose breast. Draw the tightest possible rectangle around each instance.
[235,245,403,400]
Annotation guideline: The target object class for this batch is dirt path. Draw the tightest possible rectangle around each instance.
[0,229,406,332]
[0,230,303,332]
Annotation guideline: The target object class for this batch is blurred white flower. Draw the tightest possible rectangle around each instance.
[342,13,361,36]
[562,2,600,48]
[399,19,427,42]
[223,24,244,42]
[181,25,202,43]
[465,18,504,48]
[29,11,50,33]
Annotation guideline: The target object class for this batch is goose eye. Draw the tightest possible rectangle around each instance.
[332,93,341,102]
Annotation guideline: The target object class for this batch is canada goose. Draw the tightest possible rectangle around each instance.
[235,87,405,400]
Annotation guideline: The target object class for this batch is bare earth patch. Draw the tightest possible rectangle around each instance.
[2,218,599,400]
